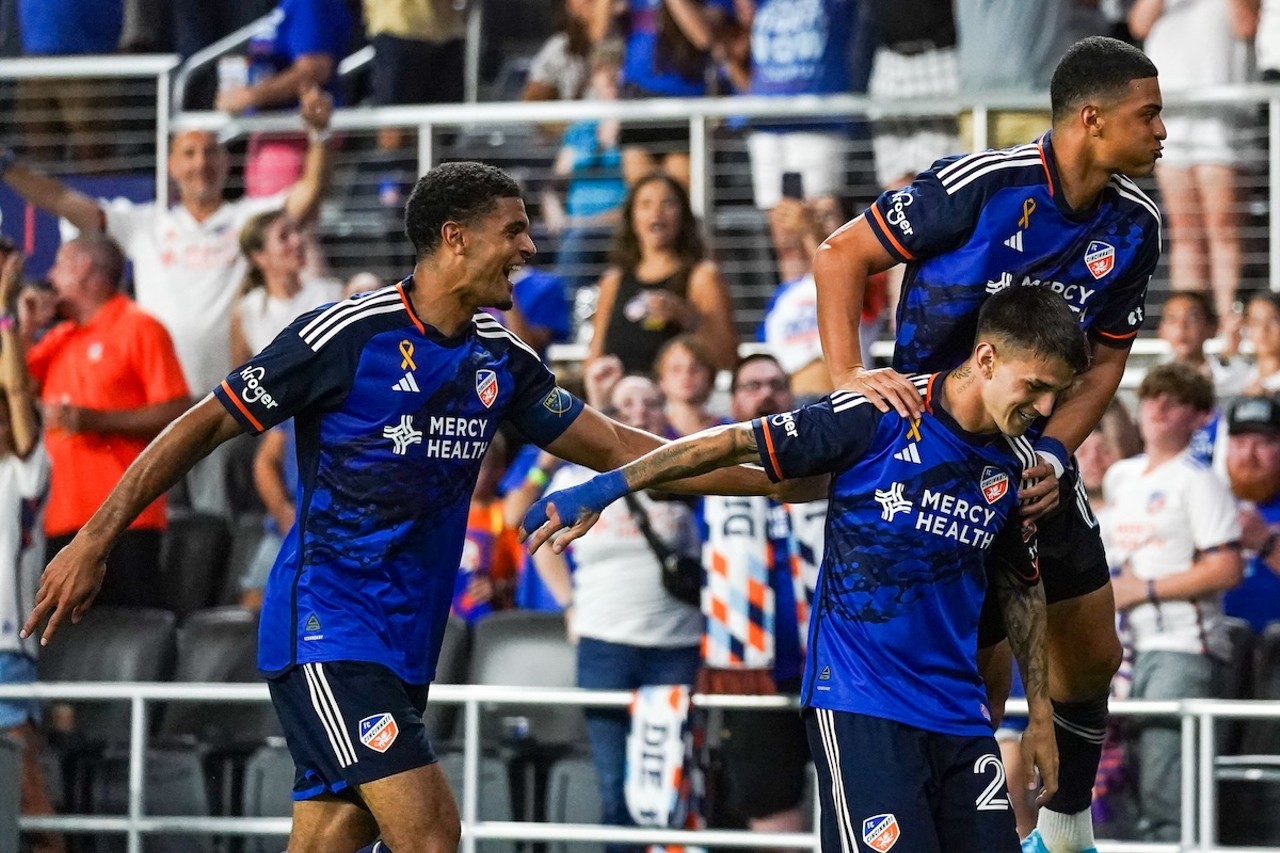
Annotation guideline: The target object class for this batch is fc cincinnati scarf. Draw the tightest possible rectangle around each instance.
[625,684,703,840]
[700,496,825,679]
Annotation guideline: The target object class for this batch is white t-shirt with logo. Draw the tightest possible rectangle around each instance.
[550,464,703,648]
[0,445,49,657]
[1102,449,1241,658]
[761,273,823,375]
[103,194,287,397]
[235,276,344,356]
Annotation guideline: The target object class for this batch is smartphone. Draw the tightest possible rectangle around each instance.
[781,171,805,200]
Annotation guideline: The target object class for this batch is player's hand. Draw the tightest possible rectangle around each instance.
[521,499,601,555]
[20,534,107,646]
[1017,461,1059,520]
[1020,711,1059,808]
[836,366,923,417]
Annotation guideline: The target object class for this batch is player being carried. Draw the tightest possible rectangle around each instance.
[523,285,1091,853]
[812,35,1165,853]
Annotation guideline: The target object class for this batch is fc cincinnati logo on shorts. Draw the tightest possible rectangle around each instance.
[980,466,1010,505]
[862,813,901,852]
[359,713,400,753]
[476,369,499,408]
[1084,240,1116,280]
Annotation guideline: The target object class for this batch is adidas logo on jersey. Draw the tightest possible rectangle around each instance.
[392,372,420,392]
[1003,231,1024,252]
[892,443,921,464]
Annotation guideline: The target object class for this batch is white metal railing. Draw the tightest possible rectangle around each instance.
[1,682,1279,853]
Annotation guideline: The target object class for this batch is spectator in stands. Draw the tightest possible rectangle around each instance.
[597,0,736,185]
[215,0,352,197]
[174,0,274,108]
[230,208,342,366]
[530,373,703,845]
[1104,363,1243,842]
[1159,291,1253,399]
[1077,399,1143,509]
[1129,0,1258,326]
[1222,394,1280,633]
[498,264,572,360]
[524,0,598,102]
[366,0,466,153]
[343,271,383,297]
[15,0,124,168]
[759,195,885,400]
[654,335,720,436]
[736,0,857,236]
[0,250,63,853]
[1242,291,1280,394]
[18,234,190,608]
[543,40,629,294]
[588,172,737,373]
[454,432,520,624]
[954,0,1106,148]
[0,91,332,515]
[865,0,960,192]
[701,353,821,841]
[1136,0,1254,325]
[241,419,296,612]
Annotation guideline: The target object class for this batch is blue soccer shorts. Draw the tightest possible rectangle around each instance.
[804,708,1020,853]
[267,660,437,801]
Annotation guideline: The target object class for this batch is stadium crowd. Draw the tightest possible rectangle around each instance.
[2,0,1280,851]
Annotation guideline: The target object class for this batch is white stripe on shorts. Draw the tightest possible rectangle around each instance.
[303,663,359,768]
[816,709,857,853]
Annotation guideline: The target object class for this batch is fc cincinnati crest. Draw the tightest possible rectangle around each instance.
[980,466,1010,505]
[862,814,901,852]
[476,369,499,408]
[1084,240,1115,280]
[359,713,399,753]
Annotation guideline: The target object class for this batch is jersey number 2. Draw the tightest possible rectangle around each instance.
[973,754,1010,811]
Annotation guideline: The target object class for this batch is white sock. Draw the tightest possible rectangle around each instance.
[1036,807,1096,853]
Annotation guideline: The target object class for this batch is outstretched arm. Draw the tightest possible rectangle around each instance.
[991,556,1058,807]
[1,158,104,234]
[524,421,760,552]
[21,396,243,645]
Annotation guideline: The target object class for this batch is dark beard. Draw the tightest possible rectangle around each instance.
[1228,459,1280,504]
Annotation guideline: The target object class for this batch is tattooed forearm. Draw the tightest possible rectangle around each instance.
[621,424,760,492]
[993,568,1050,708]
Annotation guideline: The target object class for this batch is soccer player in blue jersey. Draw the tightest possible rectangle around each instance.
[811,35,1164,853]
[18,161,796,853]
[522,286,1092,853]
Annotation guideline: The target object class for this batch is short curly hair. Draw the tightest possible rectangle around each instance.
[404,161,522,259]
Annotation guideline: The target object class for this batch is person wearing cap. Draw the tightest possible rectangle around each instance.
[1223,394,1280,632]
[1102,363,1243,842]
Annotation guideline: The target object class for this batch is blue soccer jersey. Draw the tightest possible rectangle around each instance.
[752,374,1038,737]
[864,132,1162,373]
[214,281,585,684]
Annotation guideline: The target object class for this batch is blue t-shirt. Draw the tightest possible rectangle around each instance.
[561,121,628,219]
[512,268,571,355]
[622,0,735,96]
[865,133,1161,374]
[748,0,855,133]
[753,374,1038,736]
[19,0,122,54]
[248,0,354,104]
[1223,494,1280,633]
[214,281,585,684]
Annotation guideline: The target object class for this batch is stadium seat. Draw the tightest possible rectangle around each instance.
[425,616,470,747]
[37,606,177,745]
[158,511,233,617]
[468,610,585,751]
[241,740,293,853]
[156,606,278,747]
[545,756,603,853]
[1218,621,1280,844]
[438,751,518,853]
[1218,616,1256,753]
[221,513,267,605]
[88,746,213,853]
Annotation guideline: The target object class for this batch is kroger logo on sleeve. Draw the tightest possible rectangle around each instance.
[239,365,279,409]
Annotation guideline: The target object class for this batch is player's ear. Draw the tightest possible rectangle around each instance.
[441,221,466,254]
[1081,102,1104,137]
[975,342,996,379]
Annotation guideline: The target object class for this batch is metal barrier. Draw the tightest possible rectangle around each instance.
[0,681,1278,853]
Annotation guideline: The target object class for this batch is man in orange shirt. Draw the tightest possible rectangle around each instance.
[19,234,190,607]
